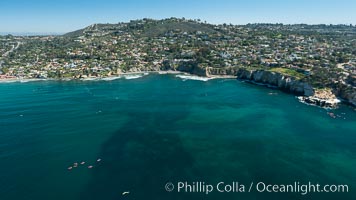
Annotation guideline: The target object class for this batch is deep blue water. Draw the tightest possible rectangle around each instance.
[0,74,355,200]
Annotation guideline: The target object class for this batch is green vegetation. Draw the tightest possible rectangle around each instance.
[269,67,306,79]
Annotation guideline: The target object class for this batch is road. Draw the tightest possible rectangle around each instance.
[2,41,21,57]
[0,41,21,68]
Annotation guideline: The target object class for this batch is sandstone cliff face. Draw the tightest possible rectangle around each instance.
[174,61,206,76]
[335,85,356,107]
[236,68,314,96]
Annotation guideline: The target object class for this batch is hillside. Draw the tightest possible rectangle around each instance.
[64,18,216,37]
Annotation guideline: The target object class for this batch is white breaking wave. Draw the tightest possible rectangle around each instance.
[82,77,100,81]
[101,76,122,81]
[123,72,149,79]
[176,74,213,82]
[0,79,18,83]
[124,75,143,79]
[19,79,47,83]
[78,73,148,81]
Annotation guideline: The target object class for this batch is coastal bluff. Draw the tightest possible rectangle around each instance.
[235,68,314,96]
[158,62,355,108]
[234,68,356,108]
[335,84,356,107]
[234,68,341,108]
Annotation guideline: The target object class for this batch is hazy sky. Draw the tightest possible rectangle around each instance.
[0,0,355,33]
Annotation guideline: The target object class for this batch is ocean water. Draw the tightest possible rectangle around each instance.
[0,74,355,200]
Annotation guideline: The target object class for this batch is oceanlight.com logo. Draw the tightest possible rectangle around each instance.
[164,181,349,195]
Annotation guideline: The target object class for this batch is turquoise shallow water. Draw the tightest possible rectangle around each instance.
[0,74,355,200]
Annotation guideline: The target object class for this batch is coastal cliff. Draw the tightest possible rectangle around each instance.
[176,61,207,77]
[334,84,356,107]
[235,68,314,96]
[234,68,347,108]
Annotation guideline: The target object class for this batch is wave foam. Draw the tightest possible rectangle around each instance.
[101,76,122,81]
[82,77,100,81]
[124,75,143,79]
[176,74,213,81]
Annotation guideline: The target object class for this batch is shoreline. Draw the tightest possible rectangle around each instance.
[0,70,237,83]
[1,70,353,109]
[0,71,152,83]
